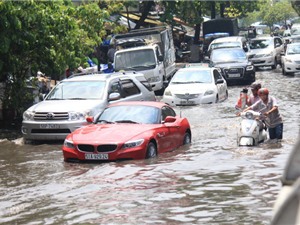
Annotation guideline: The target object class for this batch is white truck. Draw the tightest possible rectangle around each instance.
[113,26,176,93]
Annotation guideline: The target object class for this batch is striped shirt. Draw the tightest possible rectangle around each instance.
[250,96,283,128]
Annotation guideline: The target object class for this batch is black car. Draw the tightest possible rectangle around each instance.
[209,47,255,85]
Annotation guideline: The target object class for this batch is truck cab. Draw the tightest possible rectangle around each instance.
[112,26,176,92]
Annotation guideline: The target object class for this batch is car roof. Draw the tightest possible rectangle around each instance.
[64,71,143,82]
[211,36,245,43]
[108,101,167,108]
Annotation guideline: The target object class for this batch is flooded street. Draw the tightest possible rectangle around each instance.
[0,68,299,225]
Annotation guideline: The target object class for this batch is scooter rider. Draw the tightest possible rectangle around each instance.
[247,83,261,106]
[243,88,283,141]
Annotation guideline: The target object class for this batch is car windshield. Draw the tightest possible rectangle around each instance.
[171,69,212,84]
[287,45,300,54]
[211,42,240,50]
[97,105,160,124]
[114,49,156,71]
[250,39,272,49]
[210,49,246,63]
[46,81,106,100]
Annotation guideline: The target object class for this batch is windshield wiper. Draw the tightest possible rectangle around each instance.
[115,120,139,124]
[97,120,115,124]
[47,98,63,100]
[65,97,87,100]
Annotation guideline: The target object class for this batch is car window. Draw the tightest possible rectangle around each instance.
[120,79,141,97]
[275,38,282,46]
[46,81,105,100]
[250,39,271,49]
[287,45,300,54]
[171,69,212,84]
[98,105,160,124]
[211,49,246,62]
[213,69,223,81]
[161,106,176,122]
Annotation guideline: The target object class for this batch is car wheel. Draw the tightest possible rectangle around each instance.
[282,65,286,75]
[215,95,219,103]
[183,132,191,145]
[271,58,277,69]
[146,142,157,159]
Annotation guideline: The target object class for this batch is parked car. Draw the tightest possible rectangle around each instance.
[62,101,192,162]
[281,43,300,75]
[207,36,250,56]
[209,48,256,85]
[248,36,284,69]
[251,21,281,32]
[161,64,228,105]
[21,72,156,141]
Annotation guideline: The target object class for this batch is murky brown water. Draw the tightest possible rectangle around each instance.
[0,68,299,225]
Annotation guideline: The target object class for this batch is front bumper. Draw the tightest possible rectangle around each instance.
[162,94,215,106]
[22,120,86,141]
[249,55,274,67]
[284,62,300,73]
[62,145,147,162]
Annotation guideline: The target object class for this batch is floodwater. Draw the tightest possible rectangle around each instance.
[0,68,299,225]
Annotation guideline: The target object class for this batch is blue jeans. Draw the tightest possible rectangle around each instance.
[268,123,283,140]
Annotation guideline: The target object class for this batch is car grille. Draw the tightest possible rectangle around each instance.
[175,94,199,99]
[77,144,117,153]
[34,112,69,120]
[31,129,71,134]
[223,67,244,76]
[295,60,300,64]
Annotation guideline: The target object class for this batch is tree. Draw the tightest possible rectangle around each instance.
[0,0,111,120]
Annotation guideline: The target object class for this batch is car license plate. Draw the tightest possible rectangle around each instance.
[85,153,108,160]
[228,73,240,78]
[180,100,195,105]
[40,124,60,129]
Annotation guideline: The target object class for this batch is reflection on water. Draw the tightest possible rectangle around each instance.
[0,69,299,225]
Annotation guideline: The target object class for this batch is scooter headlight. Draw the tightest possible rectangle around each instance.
[245,112,254,119]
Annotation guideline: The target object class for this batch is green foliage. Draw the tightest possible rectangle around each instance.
[0,0,122,119]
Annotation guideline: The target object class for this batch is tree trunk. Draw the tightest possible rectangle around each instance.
[211,2,216,19]
[134,1,155,29]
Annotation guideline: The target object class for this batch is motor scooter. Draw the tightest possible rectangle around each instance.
[237,110,267,146]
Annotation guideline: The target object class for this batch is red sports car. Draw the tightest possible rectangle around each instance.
[62,101,191,162]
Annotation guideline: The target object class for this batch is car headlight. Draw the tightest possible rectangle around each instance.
[263,53,272,57]
[69,111,88,121]
[286,58,293,63]
[164,89,172,96]
[148,76,161,83]
[204,90,214,96]
[246,65,254,71]
[23,110,34,121]
[122,139,144,149]
[64,139,75,149]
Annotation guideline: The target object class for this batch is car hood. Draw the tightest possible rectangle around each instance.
[27,100,106,113]
[70,124,159,143]
[167,83,214,94]
[285,54,300,60]
[248,48,272,55]
[213,61,248,67]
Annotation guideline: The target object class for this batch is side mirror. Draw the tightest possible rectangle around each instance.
[158,55,163,61]
[164,116,176,123]
[108,92,121,101]
[216,79,224,84]
[86,116,94,123]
